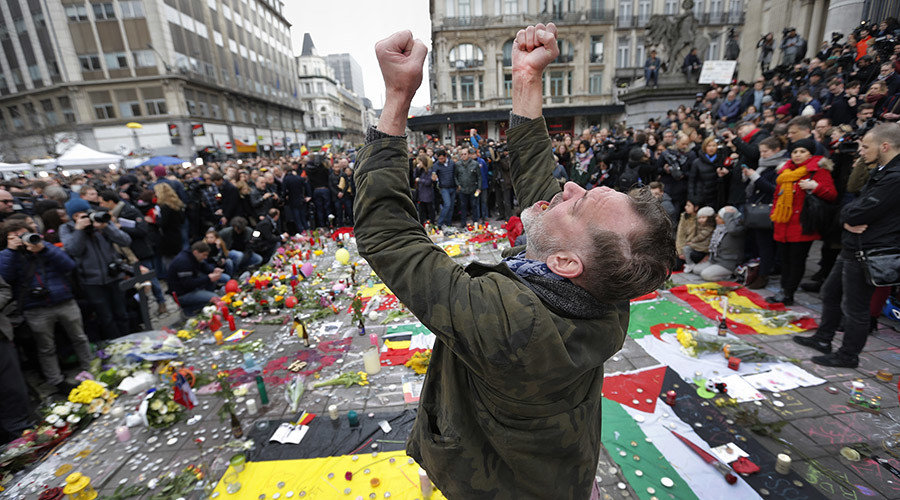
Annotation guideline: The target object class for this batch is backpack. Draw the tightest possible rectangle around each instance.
[617,164,641,191]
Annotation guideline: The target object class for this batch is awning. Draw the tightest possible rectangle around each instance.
[235,139,258,153]
[407,104,625,130]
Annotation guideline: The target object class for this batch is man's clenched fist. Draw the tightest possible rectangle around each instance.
[512,23,559,79]
[375,30,427,102]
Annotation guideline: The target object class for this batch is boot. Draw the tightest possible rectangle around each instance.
[746,274,769,289]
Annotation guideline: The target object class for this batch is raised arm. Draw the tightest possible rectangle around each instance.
[508,23,562,208]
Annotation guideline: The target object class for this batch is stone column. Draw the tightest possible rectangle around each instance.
[823,0,865,43]
[807,0,826,54]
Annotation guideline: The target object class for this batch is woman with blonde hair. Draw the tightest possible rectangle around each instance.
[154,182,185,271]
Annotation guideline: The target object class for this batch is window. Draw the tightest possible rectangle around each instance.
[13,18,27,35]
[616,36,630,67]
[637,0,651,22]
[693,0,704,18]
[120,0,145,18]
[448,43,484,68]
[7,106,23,129]
[502,39,514,66]
[119,101,142,117]
[146,99,167,115]
[549,71,569,97]
[79,54,102,71]
[94,103,115,119]
[133,50,155,67]
[450,75,457,100]
[709,0,723,14]
[92,2,116,20]
[105,52,129,69]
[58,96,76,123]
[589,71,603,94]
[618,0,632,20]
[664,0,678,14]
[28,65,42,84]
[707,33,720,60]
[591,35,604,63]
[503,0,518,14]
[40,98,58,126]
[554,39,574,63]
[23,102,39,128]
[503,73,513,98]
[460,75,476,105]
[636,37,645,67]
[65,5,89,21]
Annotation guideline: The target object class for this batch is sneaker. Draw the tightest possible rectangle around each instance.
[766,293,794,305]
[683,264,693,273]
[811,352,859,368]
[793,335,832,354]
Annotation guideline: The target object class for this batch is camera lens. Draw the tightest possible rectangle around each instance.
[21,233,42,245]
[89,211,111,223]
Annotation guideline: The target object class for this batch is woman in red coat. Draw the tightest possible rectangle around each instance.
[767,137,837,305]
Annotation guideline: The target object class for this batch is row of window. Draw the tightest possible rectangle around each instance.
[77,50,156,72]
[444,0,743,17]
[65,1,145,22]
[0,97,76,132]
[449,38,603,69]
[448,69,603,106]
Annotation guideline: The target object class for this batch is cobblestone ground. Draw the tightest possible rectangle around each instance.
[5,235,900,499]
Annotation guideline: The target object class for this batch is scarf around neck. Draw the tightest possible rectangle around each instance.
[503,253,566,282]
[709,223,726,260]
[771,164,809,223]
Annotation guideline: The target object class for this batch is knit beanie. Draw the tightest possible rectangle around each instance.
[789,137,817,155]
[153,165,168,178]
[697,206,715,217]
[65,197,91,218]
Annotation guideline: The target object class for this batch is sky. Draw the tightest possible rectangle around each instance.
[283,1,433,109]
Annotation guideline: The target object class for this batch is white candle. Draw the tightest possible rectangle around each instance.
[110,406,125,419]
[419,468,433,497]
[116,426,131,442]
[328,404,339,420]
[775,453,791,474]
[245,399,258,416]
[363,347,381,375]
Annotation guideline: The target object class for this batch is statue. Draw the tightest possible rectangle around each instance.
[646,0,709,73]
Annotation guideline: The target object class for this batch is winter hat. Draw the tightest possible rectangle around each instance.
[761,95,774,104]
[65,197,91,218]
[789,137,817,155]
[117,174,138,186]
[153,165,168,178]
[776,103,792,115]
[697,206,715,217]
[629,147,647,162]
[717,207,732,219]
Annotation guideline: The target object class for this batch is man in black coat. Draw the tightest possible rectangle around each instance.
[282,164,312,233]
[722,121,770,205]
[794,123,900,368]
[213,173,240,223]
[168,241,222,315]
[824,78,856,125]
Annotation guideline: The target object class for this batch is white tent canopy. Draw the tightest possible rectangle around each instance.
[0,162,30,171]
[56,144,123,169]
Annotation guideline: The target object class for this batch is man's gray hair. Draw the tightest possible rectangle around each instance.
[868,122,900,150]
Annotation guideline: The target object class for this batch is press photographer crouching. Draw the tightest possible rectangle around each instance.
[168,241,224,316]
[0,219,94,394]
[60,197,132,341]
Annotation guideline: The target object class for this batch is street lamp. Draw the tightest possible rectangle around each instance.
[126,122,143,154]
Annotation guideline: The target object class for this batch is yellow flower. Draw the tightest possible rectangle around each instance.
[233,301,243,307]
[275,295,283,302]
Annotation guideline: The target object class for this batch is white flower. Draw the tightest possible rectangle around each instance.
[53,419,66,428]
[52,406,70,416]
[71,404,83,412]
[202,305,217,315]
[150,400,163,411]
[158,406,167,415]
[45,414,60,424]
[66,415,81,425]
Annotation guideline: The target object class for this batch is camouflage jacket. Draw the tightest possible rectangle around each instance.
[353,117,627,499]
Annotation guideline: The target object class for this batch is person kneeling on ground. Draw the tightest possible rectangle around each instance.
[689,206,745,281]
[678,204,715,271]
[354,24,676,498]
[168,241,223,315]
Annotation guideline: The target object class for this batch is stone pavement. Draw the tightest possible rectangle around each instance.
[4,235,900,499]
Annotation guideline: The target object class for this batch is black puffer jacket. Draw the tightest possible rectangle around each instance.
[689,152,725,208]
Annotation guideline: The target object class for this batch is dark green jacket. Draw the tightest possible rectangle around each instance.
[353,117,627,499]
[454,158,482,194]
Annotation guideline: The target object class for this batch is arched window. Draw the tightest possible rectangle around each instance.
[449,43,484,69]
[555,39,574,63]
[502,39,514,67]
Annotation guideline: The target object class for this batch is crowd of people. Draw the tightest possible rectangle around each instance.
[0,18,898,443]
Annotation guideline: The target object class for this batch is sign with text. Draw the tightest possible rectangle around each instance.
[191,123,205,137]
[698,60,737,84]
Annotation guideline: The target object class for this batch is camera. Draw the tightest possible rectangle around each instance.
[107,259,135,277]
[20,232,42,245]
[89,211,111,224]
[831,32,843,42]
[29,286,50,300]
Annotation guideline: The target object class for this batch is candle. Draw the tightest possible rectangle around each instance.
[227,315,236,331]
[363,347,381,375]
[245,399,258,416]
[775,453,791,474]
[328,404,339,420]
[665,390,677,406]
[116,426,131,442]
[419,468,433,497]
[347,410,359,427]
[110,406,124,419]
[214,330,224,345]
[728,357,741,371]
[369,333,379,347]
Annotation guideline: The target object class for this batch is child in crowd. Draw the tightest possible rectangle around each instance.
[679,205,715,272]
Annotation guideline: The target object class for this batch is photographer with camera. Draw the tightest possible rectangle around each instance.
[0,219,94,394]
[168,241,223,316]
[59,197,131,340]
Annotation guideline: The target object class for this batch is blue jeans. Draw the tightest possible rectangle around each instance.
[478,192,489,221]
[437,188,456,226]
[139,258,165,303]
[227,249,263,274]
[645,68,658,86]
[288,204,309,233]
[312,188,331,228]
[458,192,477,225]
[177,289,218,315]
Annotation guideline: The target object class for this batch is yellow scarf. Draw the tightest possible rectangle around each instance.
[770,165,808,224]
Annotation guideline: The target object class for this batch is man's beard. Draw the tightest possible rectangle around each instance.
[520,193,563,258]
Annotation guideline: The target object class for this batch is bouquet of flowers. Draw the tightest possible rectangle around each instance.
[313,371,369,389]
[67,379,117,415]
[676,327,783,363]
[142,389,184,429]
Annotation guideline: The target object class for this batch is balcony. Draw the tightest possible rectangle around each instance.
[616,14,650,28]
[698,11,745,25]
[437,10,615,31]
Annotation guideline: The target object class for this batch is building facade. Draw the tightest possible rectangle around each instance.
[297,33,344,149]
[0,0,307,162]
[324,52,364,97]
